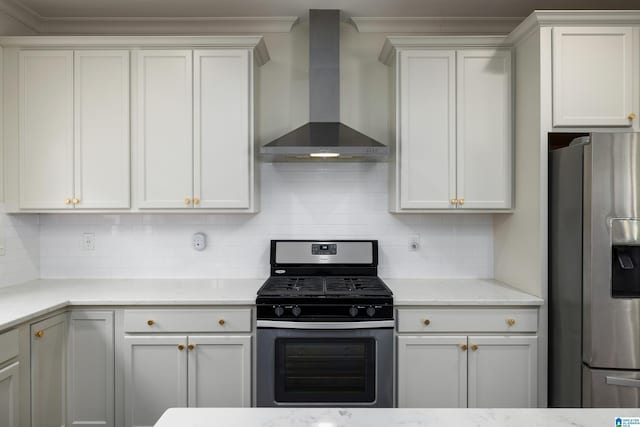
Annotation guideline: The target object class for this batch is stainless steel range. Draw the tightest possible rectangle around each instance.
[256,240,394,407]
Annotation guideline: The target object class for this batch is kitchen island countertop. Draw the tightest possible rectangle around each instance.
[154,407,638,427]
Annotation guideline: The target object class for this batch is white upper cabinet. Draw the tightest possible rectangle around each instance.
[399,50,456,210]
[456,50,512,209]
[18,50,130,210]
[552,27,634,127]
[136,50,194,209]
[385,40,513,212]
[194,50,251,209]
[74,51,130,209]
[19,50,74,209]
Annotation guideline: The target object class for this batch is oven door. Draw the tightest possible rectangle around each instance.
[256,321,394,407]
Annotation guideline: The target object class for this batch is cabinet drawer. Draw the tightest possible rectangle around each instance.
[0,329,19,364]
[123,308,252,333]
[397,308,538,333]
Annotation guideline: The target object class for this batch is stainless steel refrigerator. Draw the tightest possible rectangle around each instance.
[550,132,640,407]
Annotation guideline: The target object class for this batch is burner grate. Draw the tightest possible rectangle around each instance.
[259,277,325,296]
[324,277,390,296]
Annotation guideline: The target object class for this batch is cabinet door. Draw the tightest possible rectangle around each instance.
[19,50,74,209]
[31,313,67,427]
[457,50,512,209]
[397,336,467,408]
[468,335,537,408]
[74,51,130,209]
[67,311,114,427]
[194,50,251,209]
[552,27,634,127]
[187,335,251,407]
[399,50,456,209]
[0,362,19,427]
[124,336,187,427]
[136,50,193,208]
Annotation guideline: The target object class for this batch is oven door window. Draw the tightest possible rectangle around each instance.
[274,338,376,403]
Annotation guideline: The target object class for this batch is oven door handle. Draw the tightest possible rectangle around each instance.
[257,320,395,329]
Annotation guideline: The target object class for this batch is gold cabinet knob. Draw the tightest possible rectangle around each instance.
[218,319,226,326]
[147,320,155,326]
[459,198,465,205]
[34,330,44,338]
[184,197,192,205]
[471,344,478,351]
[193,197,200,205]
[507,318,516,326]
[178,344,185,351]
[423,319,431,326]
[64,199,72,205]
[629,113,636,120]
[460,344,468,351]
[72,198,80,204]
[450,198,458,205]
[188,344,195,351]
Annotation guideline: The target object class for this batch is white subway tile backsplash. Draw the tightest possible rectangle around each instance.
[0,203,40,287]
[38,162,494,279]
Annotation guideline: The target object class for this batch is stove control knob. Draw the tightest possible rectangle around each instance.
[274,305,285,317]
[366,306,376,317]
[292,305,302,317]
[349,306,359,317]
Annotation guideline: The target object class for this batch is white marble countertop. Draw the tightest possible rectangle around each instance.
[387,278,543,306]
[0,278,263,331]
[154,407,639,427]
[0,277,541,332]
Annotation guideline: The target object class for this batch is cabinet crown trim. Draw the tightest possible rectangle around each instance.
[378,36,509,65]
[507,10,640,45]
[0,35,270,65]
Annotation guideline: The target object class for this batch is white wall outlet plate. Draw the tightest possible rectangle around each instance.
[82,233,95,251]
[192,232,207,251]
[408,234,421,251]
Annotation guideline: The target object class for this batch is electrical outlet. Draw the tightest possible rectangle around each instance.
[192,232,207,251]
[82,233,95,251]
[408,234,420,251]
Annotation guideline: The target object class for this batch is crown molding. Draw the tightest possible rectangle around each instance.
[506,10,640,45]
[349,16,522,34]
[0,0,299,35]
[0,35,271,64]
[378,35,509,65]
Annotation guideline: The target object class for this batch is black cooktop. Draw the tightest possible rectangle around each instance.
[258,276,392,297]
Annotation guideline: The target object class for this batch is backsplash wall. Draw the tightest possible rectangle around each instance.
[39,162,494,279]
[0,204,40,287]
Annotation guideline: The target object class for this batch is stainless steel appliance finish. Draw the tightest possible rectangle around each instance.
[549,132,640,408]
[260,10,389,162]
[256,239,393,407]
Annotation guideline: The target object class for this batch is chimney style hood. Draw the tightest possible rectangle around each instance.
[261,9,389,162]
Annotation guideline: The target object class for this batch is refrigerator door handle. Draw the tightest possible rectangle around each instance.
[606,376,640,388]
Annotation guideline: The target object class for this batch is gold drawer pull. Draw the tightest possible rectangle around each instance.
[460,344,468,351]
[34,330,44,338]
[450,198,458,205]
[423,319,431,326]
[72,198,80,204]
[507,318,516,327]
[193,197,200,205]
[459,198,465,205]
[188,344,195,351]
[218,319,226,326]
[471,344,478,351]
[147,320,155,326]
[178,344,185,351]
[629,113,636,120]
[184,197,192,205]
[64,199,71,205]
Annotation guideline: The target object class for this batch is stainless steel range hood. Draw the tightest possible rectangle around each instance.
[261,9,389,162]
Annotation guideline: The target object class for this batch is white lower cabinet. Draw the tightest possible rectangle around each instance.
[396,307,538,408]
[467,335,538,408]
[67,311,115,427]
[397,336,467,408]
[124,334,251,427]
[31,313,67,427]
[0,362,20,427]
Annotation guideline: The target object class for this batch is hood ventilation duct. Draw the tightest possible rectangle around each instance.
[260,9,389,162]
